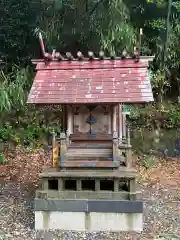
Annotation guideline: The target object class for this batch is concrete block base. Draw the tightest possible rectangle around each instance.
[35,211,143,232]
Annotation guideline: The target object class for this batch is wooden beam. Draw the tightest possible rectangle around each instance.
[63,161,119,168]
[118,104,122,142]
[67,105,73,134]
[122,105,126,139]
[112,105,117,135]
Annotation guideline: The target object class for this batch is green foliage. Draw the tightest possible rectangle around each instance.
[149,70,170,103]
[128,102,180,130]
[0,124,13,142]
[0,65,62,147]
[0,0,180,150]
[0,0,41,62]
[34,0,136,54]
[0,153,7,165]
[166,104,180,129]
[141,155,156,169]
[0,67,33,113]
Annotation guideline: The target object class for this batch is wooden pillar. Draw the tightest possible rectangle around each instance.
[112,105,118,162]
[43,179,48,190]
[58,179,63,191]
[62,105,66,131]
[112,105,117,135]
[126,148,132,168]
[59,132,67,168]
[108,110,111,134]
[122,105,126,139]
[67,105,73,134]
[114,179,119,192]
[73,105,80,133]
[95,179,100,191]
[129,178,136,200]
[52,132,59,168]
[118,104,122,142]
[77,179,82,191]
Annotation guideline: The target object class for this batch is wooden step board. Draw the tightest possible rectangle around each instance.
[66,149,112,156]
[40,167,137,178]
[66,157,113,161]
[70,133,112,141]
[62,160,119,168]
[66,147,112,161]
[67,148,112,153]
[68,143,112,149]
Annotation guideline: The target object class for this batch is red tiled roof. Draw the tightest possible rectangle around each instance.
[27,58,154,104]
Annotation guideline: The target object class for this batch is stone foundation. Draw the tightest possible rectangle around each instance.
[35,199,143,232]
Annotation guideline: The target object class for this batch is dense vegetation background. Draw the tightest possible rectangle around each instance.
[0,0,180,154]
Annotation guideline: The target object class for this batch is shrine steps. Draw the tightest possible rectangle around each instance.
[61,160,118,168]
[66,148,112,157]
[38,135,139,231]
[65,141,114,165]
[40,167,137,178]
[68,142,112,149]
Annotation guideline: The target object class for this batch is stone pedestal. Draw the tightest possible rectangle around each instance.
[35,168,142,231]
[35,199,143,231]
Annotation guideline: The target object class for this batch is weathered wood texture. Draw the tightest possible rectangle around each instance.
[36,190,131,200]
[40,168,137,178]
[69,133,112,141]
[62,161,119,168]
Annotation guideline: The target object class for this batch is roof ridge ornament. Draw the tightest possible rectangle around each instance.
[110,51,116,60]
[133,28,143,62]
[99,51,105,60]
[38,32,46,57]
[77,51,84,60]
[121,49,128,59]
[88,51,95,60]
[36,28,153,63]
[66,52,74,61]
[55,52,64,61]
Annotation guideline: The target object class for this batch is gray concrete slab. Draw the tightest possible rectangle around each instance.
[88,200,143,213]
[35,199,143,213]
[35,199,87,212]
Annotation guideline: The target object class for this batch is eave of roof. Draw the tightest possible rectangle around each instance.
[27,57,154,104]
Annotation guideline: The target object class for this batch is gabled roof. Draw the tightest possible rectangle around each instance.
[27,56,154,104]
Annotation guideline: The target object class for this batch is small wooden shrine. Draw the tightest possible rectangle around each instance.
[27,34,154,231]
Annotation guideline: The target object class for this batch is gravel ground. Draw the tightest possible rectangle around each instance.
[0,150,179,240]
[0,179,179,239]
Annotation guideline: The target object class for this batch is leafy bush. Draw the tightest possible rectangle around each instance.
[141,155,156,169]
[166,105,180,129]
[128,102,180,130]
[0,124,14,142]
[0,153,7,165]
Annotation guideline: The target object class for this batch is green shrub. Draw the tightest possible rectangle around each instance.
[166,105,180,129]
[141,155,156,169]
[0,153,7,165]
